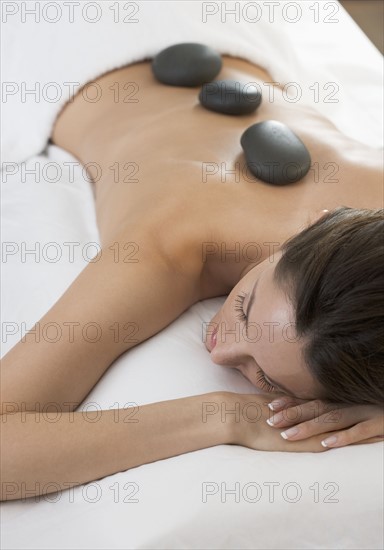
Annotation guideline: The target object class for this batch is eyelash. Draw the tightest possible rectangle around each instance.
[234,291,247,322]
[255,371,277,392]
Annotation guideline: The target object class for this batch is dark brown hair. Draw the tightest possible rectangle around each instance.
[274,206,384,406]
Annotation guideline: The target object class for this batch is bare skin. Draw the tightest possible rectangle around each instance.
[1,57,383,501]
[50,56,382,263]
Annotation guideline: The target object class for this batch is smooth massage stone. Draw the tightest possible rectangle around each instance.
[240,120,311,185]
[199,80,262,115]
[152,43,222,87]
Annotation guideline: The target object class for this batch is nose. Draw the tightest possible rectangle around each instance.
[209,330,248,367]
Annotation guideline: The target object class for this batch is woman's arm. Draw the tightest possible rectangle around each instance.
[1,391,331,502]
[1,392,231,501]
[1,217,202,415]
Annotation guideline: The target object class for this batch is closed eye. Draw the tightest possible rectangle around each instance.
[255,370,278,392]
[234,291,247,322]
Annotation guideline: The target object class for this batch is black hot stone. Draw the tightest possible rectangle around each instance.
[240,120,311,185]
[152,43,222,87]
[199,80,262,115]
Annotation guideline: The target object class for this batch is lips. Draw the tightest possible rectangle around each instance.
[210,326,218,351]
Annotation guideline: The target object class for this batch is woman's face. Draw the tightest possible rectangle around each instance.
[205,250,322,400]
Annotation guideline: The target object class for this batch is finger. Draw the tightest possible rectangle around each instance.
[321,420,384,449]
[267,395,307,412]
[267,399,344,428]
[270,402,382,431]
[279,413,383,443]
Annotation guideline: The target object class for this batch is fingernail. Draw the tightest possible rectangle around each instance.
[266,412,283,426]
[268,400,284,411]
[321,435,338,447]
[281,427,299,439]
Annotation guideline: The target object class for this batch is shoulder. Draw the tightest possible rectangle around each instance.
[111,196,208,299]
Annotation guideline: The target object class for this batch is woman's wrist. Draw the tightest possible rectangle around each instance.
[202,391,260,446]
[121,391,238,466]
[196,391,240,446]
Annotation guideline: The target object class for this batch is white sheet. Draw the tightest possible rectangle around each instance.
[1,2,383,549]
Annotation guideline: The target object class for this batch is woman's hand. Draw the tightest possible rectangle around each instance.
[229,393,331,452]
[265,395,384,448]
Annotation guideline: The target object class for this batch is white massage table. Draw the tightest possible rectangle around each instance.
[1,2,383,549]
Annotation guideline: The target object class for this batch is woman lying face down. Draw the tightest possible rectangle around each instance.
[206,206,384,447]
[2,206,383,502]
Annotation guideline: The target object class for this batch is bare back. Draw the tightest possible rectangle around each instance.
[51,56,383,291]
